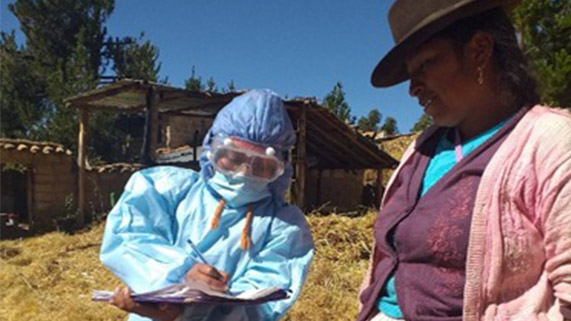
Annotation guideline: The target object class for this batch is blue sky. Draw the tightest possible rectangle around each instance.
[1,0,423,132]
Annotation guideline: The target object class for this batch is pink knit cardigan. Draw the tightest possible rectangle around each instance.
[359,105,571,321]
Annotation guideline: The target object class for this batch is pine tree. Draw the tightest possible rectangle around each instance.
[226,79,236,92]
[381,117,399,136]
[185,66,204,91]
[512,0,571,107]
[1,0,163,163]
[0,31,48,138]
[323,82,353,124]
[411,114,433,132]
[9,0,113,103]
[106,33,162,82]
[206,77,217,92]
[357,109,382,132]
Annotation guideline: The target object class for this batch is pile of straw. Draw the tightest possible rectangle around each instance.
[0,211,376,321]
[364,133,418,186]
[0,223,123,320]
[286,212,375,320]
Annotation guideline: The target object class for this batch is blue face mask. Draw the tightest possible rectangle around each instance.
[208,171,272,208]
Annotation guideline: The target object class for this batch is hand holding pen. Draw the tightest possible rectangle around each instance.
[186,239,230,292]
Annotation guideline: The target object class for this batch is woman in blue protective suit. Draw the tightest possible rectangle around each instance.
[99,89,314,321]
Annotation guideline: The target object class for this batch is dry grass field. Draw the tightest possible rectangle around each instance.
[0,211,376,321]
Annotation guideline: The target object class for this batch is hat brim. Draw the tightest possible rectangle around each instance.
[371,0,517,88]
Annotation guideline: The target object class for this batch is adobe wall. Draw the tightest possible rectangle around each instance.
[305,169,364,212]
[0,149,75,231]
[159,115,213,148]
[85,170,133,216]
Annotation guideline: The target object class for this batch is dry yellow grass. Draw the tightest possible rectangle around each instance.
[286,212,375,321]
[0,224,124,321]
[378,134,418,186]
[0,211,376,321]
[364,133,418,187]
[378,134,418,161]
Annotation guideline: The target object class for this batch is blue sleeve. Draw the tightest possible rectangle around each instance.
[99,166,200,293]
[230,205,314,321]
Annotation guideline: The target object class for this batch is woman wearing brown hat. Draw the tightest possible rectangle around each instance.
[357,1,571,321]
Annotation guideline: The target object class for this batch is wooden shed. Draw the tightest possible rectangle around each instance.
[65,80,398,225]
[0,138,75,237]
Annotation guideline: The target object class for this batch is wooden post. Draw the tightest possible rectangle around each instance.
[295,105,307,209]
[140,85,155,165]
[376,168,384,208]
[26,166,34,231]
[77,108,89,227]
[316,169,322,206]
[150,90,160,161]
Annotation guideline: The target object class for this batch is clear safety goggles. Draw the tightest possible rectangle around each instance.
[207,136,286,182]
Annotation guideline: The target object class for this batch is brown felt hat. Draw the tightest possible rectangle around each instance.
[371,0,520,87]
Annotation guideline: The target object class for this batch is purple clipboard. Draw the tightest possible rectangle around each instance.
[92,282,289,306]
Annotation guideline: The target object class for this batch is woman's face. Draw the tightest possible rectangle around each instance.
[405,37,478,127]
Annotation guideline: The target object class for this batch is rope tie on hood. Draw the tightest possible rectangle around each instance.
[209,199,253,250]
[241,205,253,250]
[210,198,226,229]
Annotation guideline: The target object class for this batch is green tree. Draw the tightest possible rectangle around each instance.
[381,117,399,135]
[1,0,163,163]
[184,68,229,93]
[411,114,433,132]
[44,31,98,151]
[185,66,204,91]
[512,0,571,107]
[0,31,48,138]
[226,79,236,92]
[106,33,162,82]
[323,82,353,124]
[357,109,382,132]
[9,0,113,103]
[206,77,217,92]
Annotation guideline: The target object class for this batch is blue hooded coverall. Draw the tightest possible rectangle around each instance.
[100,90,314,321]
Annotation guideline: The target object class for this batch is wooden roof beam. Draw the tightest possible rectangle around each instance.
[305,139,347,168]
[309,110,397,168]
[307,119,375,168]
[65,81,142,107]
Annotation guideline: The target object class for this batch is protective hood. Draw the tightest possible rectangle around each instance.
[199,89,296,202]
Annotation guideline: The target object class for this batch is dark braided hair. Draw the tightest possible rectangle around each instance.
[435,7,540,109]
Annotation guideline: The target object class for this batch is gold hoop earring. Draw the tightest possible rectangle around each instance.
[477,67,484,85]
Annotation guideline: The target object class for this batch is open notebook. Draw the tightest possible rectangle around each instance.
[92,281,289,305]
